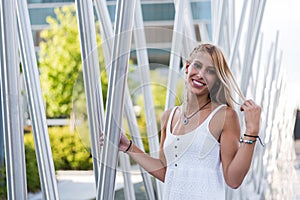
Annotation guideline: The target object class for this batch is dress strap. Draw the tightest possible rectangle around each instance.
[204,104,227,141]
[166,106,178,134]
[206,104,227,122]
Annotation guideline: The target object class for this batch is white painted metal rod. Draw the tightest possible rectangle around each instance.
[98,0,136,199]
[133,0,162,198]
[16,0,59,198]
[75,0,104,186]
[165,0,185,110]
[0,0,27,198]
[240,0,267,95]
[229,0,249,73]
[94,1,156,198]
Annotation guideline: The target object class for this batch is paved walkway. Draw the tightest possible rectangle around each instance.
[28,142,300,200]
[28,165,145,200]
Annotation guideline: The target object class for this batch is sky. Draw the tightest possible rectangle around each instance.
[260,0,300,109]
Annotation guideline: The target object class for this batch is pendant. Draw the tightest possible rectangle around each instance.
[183,118,189,125]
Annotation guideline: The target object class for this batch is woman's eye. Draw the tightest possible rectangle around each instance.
[206,69,216,74]
[193,63,201,69]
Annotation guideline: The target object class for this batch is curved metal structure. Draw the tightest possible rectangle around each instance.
[0,0,297,199]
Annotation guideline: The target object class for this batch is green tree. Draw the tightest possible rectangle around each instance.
[38,5,107,118]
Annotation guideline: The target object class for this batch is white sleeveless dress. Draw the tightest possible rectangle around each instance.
[163,104,226,200]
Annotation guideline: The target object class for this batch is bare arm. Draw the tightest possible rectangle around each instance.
[116,109,171,182]
[220,100,261,189]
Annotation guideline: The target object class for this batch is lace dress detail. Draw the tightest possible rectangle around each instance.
[163,104,226,200]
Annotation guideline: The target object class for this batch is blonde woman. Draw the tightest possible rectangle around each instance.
[101,43,262,199]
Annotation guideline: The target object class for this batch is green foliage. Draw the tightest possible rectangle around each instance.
[38,5,107,118]
[24,135,40,193]
[24,126,93,192]
[48,126,93,170]
[0,166,6,199]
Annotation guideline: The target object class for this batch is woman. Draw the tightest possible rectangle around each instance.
[101,43,262,199]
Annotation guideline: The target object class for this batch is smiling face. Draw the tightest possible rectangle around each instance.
[183,43,244,107]
[185,51,219,97]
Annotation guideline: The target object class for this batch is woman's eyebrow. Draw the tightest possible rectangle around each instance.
[193,59,214,68]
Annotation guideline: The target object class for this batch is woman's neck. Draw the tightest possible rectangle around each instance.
[184,93,211,113]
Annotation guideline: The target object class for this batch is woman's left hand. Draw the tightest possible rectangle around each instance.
[240,99,261,135]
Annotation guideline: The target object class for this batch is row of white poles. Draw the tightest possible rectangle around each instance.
[0,0,296,199]
[75,0,103,187]
[0,0,27,199]
[0,0,59,199]
[16,0,59,198]
[94,0,156,199]
[211,0,296,199]
[97,0,136,199]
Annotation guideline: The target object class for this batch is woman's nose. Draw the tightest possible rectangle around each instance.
[195,68,204,78]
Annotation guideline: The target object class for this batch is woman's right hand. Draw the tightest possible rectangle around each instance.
[100,132,131,152]
[119,133,132,152]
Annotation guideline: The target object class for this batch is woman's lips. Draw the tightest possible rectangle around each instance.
[192,79,206,88]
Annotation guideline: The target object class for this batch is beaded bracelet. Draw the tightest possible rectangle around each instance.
[244,134,265,147]
[240,138,256,145]
[124,140,133,153]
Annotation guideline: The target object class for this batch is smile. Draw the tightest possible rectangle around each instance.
[192,79,206,86]
[192,79,206,87]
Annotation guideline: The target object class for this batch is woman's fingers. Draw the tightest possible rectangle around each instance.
[240,99,255,111]
[99,131,130,152]
[240,99,261,135]
[99,132,104,146]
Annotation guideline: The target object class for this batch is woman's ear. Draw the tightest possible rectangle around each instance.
[185,61,190,74]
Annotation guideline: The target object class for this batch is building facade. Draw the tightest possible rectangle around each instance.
[28,0,212,64]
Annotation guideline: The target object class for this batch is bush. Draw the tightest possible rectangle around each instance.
[24,135,41,193]
[24,126,93,192]
[48,126,93,170]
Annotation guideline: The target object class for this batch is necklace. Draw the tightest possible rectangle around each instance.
[183,100,211,125]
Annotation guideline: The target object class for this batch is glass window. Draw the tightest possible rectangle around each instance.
[29,7,56,25]
[28,0,74,3]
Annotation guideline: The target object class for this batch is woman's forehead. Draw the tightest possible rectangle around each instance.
[191,52,214,66]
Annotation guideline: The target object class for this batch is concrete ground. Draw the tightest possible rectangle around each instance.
[28,165,146,200]
[28,142,300,200]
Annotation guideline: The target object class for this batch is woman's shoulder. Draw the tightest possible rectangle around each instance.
[160,106,178,135]
[211,103,238,119]
[215,104,239,124]
[161,106,178,122]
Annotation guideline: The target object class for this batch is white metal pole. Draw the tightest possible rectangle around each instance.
[94,0,114,70]
[0,0,27,198]
[180,0,197,60]
[16,0,59,198]
[165,0,185,110]
[240,0,267,96]
[119,152,136,200]
[229,0,249,74]
[0,44,4,191]
[133,0,162,198]
[198,23,210,42]
[75,0,104,186]
[94,1,156,198]
[98,1,136,199]
[214,0,225,45]
[253,33,263,101]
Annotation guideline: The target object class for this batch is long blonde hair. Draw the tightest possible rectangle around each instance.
[186,43,245,108]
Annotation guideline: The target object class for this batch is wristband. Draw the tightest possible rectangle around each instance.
[124,140,132,153]
[240,138,256,144]
[243,134,265,147]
